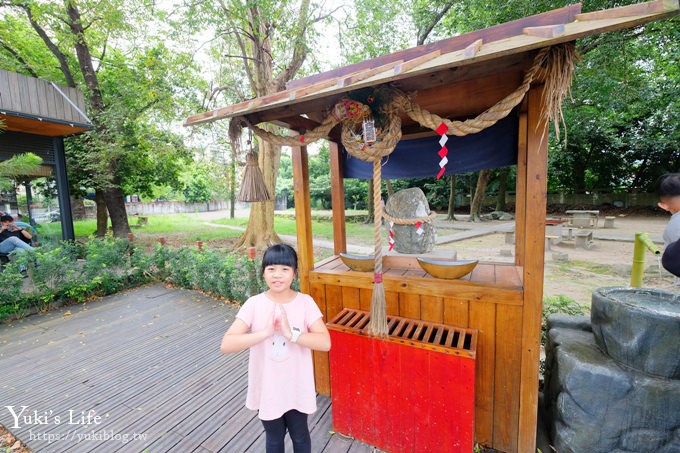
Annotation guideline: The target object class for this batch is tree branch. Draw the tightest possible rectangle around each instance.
[222,53,260,63]
[417,1,456,45]
[273,0,310,91]
[216,0,259,93]
[10,2,77,87]
[0,39,38,77]
[577,28,647,55]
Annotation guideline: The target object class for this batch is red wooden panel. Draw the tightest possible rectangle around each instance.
[428,348,476,451]
[329,312,476,453]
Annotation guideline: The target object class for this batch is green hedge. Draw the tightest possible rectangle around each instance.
[0,238,266,322]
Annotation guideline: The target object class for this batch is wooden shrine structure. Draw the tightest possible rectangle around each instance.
[0,69,92,239]
[185,2,678,451]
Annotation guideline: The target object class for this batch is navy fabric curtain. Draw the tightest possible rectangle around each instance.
[342,111,518,180]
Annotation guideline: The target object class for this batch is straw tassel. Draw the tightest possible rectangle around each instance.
[368,159,388,337]
[237,151,271,202]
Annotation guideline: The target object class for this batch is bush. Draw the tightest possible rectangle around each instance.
[539,295,590,383]
[542,295,590,343]
[158,246,266,301]
[0,238,263,322]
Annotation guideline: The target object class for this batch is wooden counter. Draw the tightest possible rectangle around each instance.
[309,254,525,448]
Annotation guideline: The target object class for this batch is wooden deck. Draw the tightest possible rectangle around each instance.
[0,284,380,453]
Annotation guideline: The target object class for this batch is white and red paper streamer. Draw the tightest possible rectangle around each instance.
[435,122,449,179]
[388,221,395,251]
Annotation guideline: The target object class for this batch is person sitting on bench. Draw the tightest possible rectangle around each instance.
[0,214,34,256]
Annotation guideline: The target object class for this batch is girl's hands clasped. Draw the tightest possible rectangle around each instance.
[273,304,292,340]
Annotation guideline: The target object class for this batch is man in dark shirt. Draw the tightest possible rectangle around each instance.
[0,214,34,254]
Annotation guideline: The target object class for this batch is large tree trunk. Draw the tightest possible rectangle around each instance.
[365,177,375,224]
[496,167,509,211]
[470,169,490,222]
[235,140,281,249]
[70,195,86,220]
[68,2,130,238]
[224,0,311,250]
[103,185,130,238]
[229,148,236,219]
[447,174,457,221]
[94,189,108,237]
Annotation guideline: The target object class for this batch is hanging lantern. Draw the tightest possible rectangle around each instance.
[362,117,376,145]
[237,151,271,202]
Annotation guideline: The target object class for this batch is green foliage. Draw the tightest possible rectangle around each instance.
[159,246,266,301]
[0,262,25,303]
[339,0,414,63]
[182,177,212,204]
[0,0,203,236]
[0,239,266,322]
[542,295,590,344]
[0,153,42,191]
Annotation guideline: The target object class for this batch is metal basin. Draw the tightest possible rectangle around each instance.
[417,258,478,280]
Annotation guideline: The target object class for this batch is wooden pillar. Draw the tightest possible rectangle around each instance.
[292,145,313,294]
[53,137,75,241]
[514,109,528,266]
[329,141,347,254]
[517,84,548,453]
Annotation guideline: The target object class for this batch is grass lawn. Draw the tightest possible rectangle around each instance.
[36,212,377,248]
[208,214,376,244]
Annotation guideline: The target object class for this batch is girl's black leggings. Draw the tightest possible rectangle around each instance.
[261,409,311,453]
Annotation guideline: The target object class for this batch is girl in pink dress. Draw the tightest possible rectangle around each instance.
[221,244,331,452]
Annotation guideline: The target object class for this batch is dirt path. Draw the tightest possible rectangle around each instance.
[436,214,677,305]
[196,209,678,306]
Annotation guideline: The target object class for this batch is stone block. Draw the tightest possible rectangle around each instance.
[552,252,569,262]
[385,188,436,254]
[604,216,616,228]
[544,320,680,453]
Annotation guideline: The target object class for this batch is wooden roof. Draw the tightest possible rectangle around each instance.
[0,69,92,137]
[185,0,678,140]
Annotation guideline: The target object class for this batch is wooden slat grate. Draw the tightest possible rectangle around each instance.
[328,308,477,357]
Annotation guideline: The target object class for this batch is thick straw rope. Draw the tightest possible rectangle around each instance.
[240,44,573,147]
[237,44,575,337]
[382,209,437,225]
[368,158,388,337]
[393,46,552,135]
[237,113,341,147]
[341,100,402,162]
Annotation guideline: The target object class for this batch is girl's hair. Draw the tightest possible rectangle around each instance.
[261,244,298,276]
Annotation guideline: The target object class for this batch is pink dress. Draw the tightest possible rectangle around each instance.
[236,292,323,420]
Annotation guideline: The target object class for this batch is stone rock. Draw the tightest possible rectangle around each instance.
[385,188,436,254]
[552,252,569,262]
[547,313,591,332]
[591,287,680,379]
[544,318,680,453]
[490,210,515,220]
